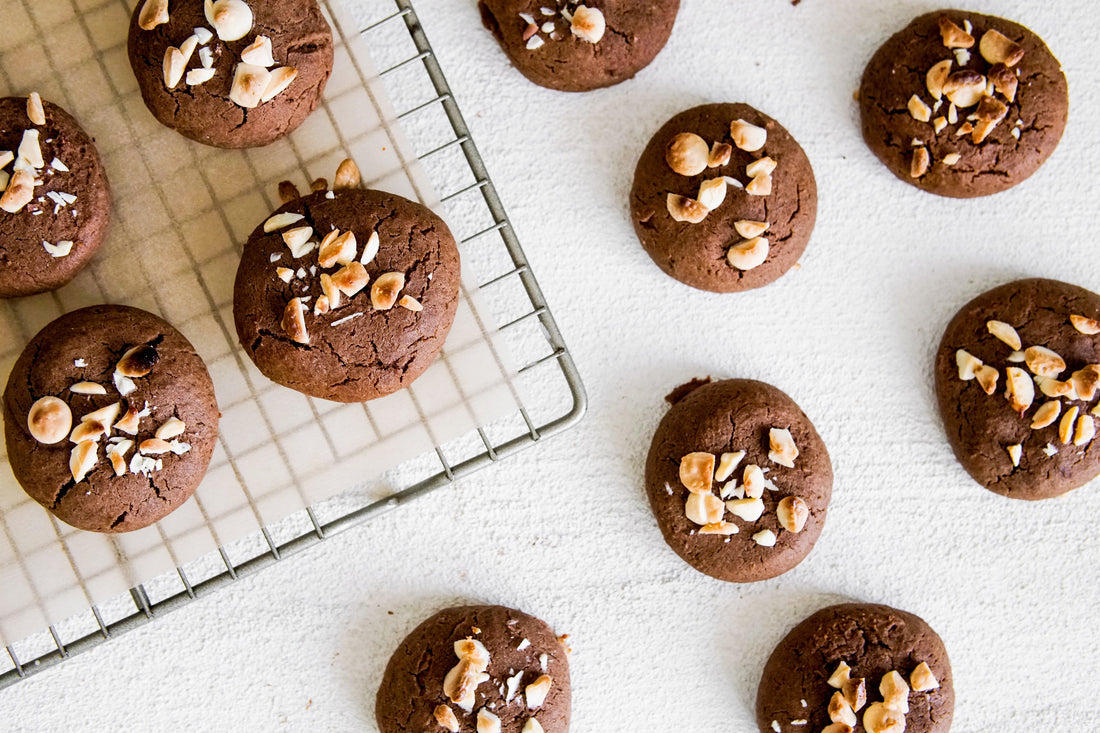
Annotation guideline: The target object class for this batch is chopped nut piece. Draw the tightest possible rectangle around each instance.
[879,670,909,713]
[828,691,857,726]
[281,298,309,344]
[863,702,905,733]
[746,156,777,178]
[230,63,271,108]
[699,521,739,535]
[360,230,380,265]
[958,349,982,380]
[908,95,932,122]
[956,122,974,137]
[1075,414,1096,446]
[1059,406,1079,445]
[730,119,767,152]
[942,152,960,165]
[745,174,772,196]
[26,92,45,126]
[1006,443,1022,467]
[752,529,777,547]
[707,142,732,168]
[1071,365,1100,401]
[910,146,930,178]
[319,273,341,310]
[972,97,1008,143]
[1031,401,1061,429]
[70,442,98,483]
[1005,367,1034,415]
[777,496,809,532]
[282,226,314,250]
[926,59,953,99]
[163,46,185,89]
[240,35,275,67]
[399,295,423,312]
[570,5,605,43]
[828,661,852,688]
[727,237,769,271]
[521,719,545,733]
[938,16,974,48]
[332,262,369,297]
[334,159,361,189]
[1071,315,1100,335]
[70,419,108,444]
[525,674,552,708]
[842,677,867,712]
[933,116,948,134]
[714,451,745,482]
[313,296,330,315]
[138,0,169,30]
[734,220,768,239]
[81,402,121,430]
[697,178,727,210]
[1024,346,1066,378]
[726,497,764,522]
[117,344,159,378]
[27,396,71,444]
[155,417,186,440]
[979,29,1024,66]
[371,272,405,310]
[1007,350,1026,362]
[114,405,142,435]
[742,464,765,498]
[665,132,709,176]
[276,266,294,283]
[987,63,1018,102]
[319,230,357,268]
[974,364,998,395]
[910,662,940,692]
[943,70,986,108]
[139,438,172,455]
[768,427,799,467]
[948,103,959,124]
[17,129,43,169]
[207,0,254,41]
[822,726,854,733]
[106,440,132,477]
[986,320,1021,350]
[1035,376,1077,400]
[433,705,460,732]
[186,67,216,86]
[1043,442,1058,456]
[686,493,724,525]
[70,381,106,395]
[476,709,501,733]
[0,169,34,213]
[666,193,708,224]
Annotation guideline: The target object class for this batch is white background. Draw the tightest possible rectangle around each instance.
[4,0,1100,730]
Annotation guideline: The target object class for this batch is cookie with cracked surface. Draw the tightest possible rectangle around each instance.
[0,95,111,299]
[756,603,954,733]
[859,10,1067,198]
[127,0,333,148]
[477,0,678,92]
[644,378,832,583]
[376,604,571,733]
[935,278,1100,501]
[2,305,219,533]
[630,103,817,293]
[233,187,461,402]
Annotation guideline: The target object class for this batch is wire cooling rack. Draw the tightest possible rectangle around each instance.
[0,0,585,689]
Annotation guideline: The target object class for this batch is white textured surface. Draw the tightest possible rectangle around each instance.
[4,0,1100,730]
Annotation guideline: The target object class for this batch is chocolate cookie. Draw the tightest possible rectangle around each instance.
[376,604,571,733]
[859,10,1068,198]
[233,174,461,402]
[935,278,1100,501]
[644,378,832,583]
[2,305,220,533]
[127,0,334,148]
[478,0,677,92]
[0,94,111,299]
[630,104,817,293]
[756,603,954,733]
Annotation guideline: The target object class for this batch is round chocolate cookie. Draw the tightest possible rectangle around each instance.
[233,185,461,402]
[478,0,678,92]
[935,278,1100,501]
[127,0,334,148]
[756,603,954,733]
[0,95,111,298]
[376,604,571,733]
[644,378,832,583]
[630,103,817,293]
[859,10,1068,198]
[2,305,219,533]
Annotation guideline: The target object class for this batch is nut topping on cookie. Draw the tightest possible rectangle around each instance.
[842,677,868,712]
[521,719,544,733]
[1,169,34,213]
[240,35,275,68]
[942,70,986,108]
[956,349,982,380]
[476,709,501,733]
[777,496,809,532]
[1031,401,1061,429]
[26,93,45,126]
[727,237,769,270]
[751,529,777,547]
[206,0,254,42]
[1005,367,1034,415]
[926,59,953,99]
[937,16,974,48]
[828,691,857,726]
[729,119,767,152]
[1070,314,1100,335]
[27,396,72,444]
[139,0,169,30]
[863,702,905,733]
[1075,414,1095,446]
[879,670,909,713]
[726,497,764,521]
[570,6,605,43]
[230,63,271,108]
[714,451,745,482]
[1070,365,1100,401]
[746,157,777,178]
[319,230,357,268]
[910,146,930,178]
[768,427,799,467]
[908,95,932,122]
[828,661,852,688]
[370,272,405,310]
[69,441,98,483]
[745,174,772,196]
[525,674,552,708]
[707,142,732,168]
[974,364,998,395]
[333,262,369,297]
[696,178,727,210]
[909,662,939,692]
[821,726,854,733]
[685,492,724,525]
[1006,443,1022,467]
[979,29,1025,67]
[742,464,765,498]
[433,705,460,732]
[987,64,1018,102]
[70,381,106,395]
[698,521,739,535]
[734,220,768,239]
[1059,406,1079,444]
[281,298,309,344]
[665,133,709,176]
[986,320,1021,350]
[334,159,362,190]
[1024,346,1066,378]
[680,452,715,493]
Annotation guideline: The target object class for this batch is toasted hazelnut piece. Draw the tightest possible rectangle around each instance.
[0,169,34,213]
[972,100,1008,144]
[155,417,186,440]
[822,726,854,733]
[686,493,724,525]
[1058,406,1079,444]
[360,230,380,266]
[665,132,709,176]
[943,70,986,108]
[27,396,72,444]
[570,5,605,43]
[525,674,552,708]
[1024,346,1067,378]
[699,521,739,535]
[697,178,727,210]
[986,320,1021,350]
[910,146,930,178]
[879,670,909,713]
[281,298,309,344]
[1036,376,1077,400]
[276,266,294,283]
[828,691,857,726]
[974,364,998,395]
[938,16,974,48]
[319,230,357,268]
[240,35,275,67]
[1005,367,1034,415]
[259,66,298,103]
[313,296,330,316]
[727,237,769,271]
[398,295,423,312]
[443,659,482,711]
[908,95,932,122]
[282,225,313,251]
[521,719,545,733]
[433,705,460,732]
[1071,365,1100,401]
[768,427,799,467]
[980,29,1024,66]
[229,63,271,108]
[926,59,953,99]
[319,273,342,310]
[842,677,867,712]
[986,63,1018,103]
[714,451,745,482]
[371,272,405,310]
[163,46,186,89]
[829,661,852,689]
[910,661,940,692]
[207,0,254,41]
[681,452,717,492]
[106,440,132,477]
[1006,443,1022,467]
[117,344,159,378]
[139,438,172,455]
[139,0,169,30]
[752,529,777,547]
[863,702,905,733]
[955,122,975,137]
[707,141,732,168]
[333,262,370,297]
[114,404,142,435]
[1031,400,1061,429]
[746,156,777,178]
[745,174,772,196]
[730,119,767,152]
[1075,414,1096,446]
[956,349,982,380]
[185,67,215,86]
[666,193,708,224]
[942,152,961,165]
[726,497,764,522]
[742,464,765,498]
[777,496,809,533]
[454,637,490,665]
[70,381,106,395]
[70,419,108,444]
[734,220,769,239]
[82,402,121,429]
[334,158,361,189]
[26,92,45,126]
[1070,314,1100,334]
[70,442,98,483]
[476,709,501,733]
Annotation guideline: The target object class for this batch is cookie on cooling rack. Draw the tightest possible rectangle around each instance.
[127,0,334,148]
[630,103,818,293]
[478,0,678,92]
[644,378,832,582]
[756,603,954,733]
[376,604,571,733]
[0,94,111,298]
[2,305,219,533]
[233,160,461,402]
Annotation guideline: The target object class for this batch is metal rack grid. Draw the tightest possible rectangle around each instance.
[0,0,586,689]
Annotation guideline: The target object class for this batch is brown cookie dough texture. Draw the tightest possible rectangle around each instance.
[2,305,220,533]
[756,603,954,733]
[630,103,818,293]
[644,378,832,583]
[0,95,111,298]
[127,0,334,148]
[859,10,1068,197]
[376,604,571,733]
[233,187,461,402]
[478,0,678,92]
[935,278,1100,501]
